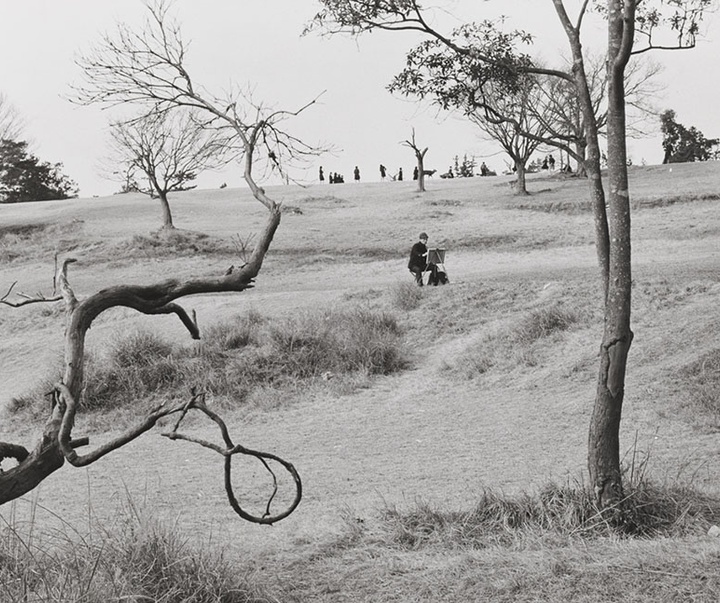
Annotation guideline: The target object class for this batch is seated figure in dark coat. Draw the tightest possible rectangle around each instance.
[408,232,437,286]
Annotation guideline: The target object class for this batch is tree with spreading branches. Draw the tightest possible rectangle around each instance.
[0,0,325,521]
[107,109,232,229]
[309,0,714,511]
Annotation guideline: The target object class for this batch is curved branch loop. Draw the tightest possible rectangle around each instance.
[162,394,302,524]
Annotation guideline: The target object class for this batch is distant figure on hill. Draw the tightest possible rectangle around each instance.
[480,162,489,176]
[413,166,419,180]
[329,172,334,184]
[380,164,387,180]
[354,166,360,182]
[542,157,549,170]
[398,167,403,181]
[319,166,325,183]
[548,155,555,170]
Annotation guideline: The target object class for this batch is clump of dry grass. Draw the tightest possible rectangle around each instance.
[0,220,85,263]
[633,192,720,209]
[450,303,584,377]
[10,306,409,418]
[391,281,424,311]
[676,348,720,424]
[0,501,268,602]
[110,229,234,259]
[379,480,720,551]
[512,305,580,344]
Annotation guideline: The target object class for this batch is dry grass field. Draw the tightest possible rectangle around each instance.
[2,162,720,601]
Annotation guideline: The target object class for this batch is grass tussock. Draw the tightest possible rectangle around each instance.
[512,305,580,344]
[0,503,268,603]
[391,281,424,311]
[112,229,234,259]
[451,304,583,377]
[11,306,408,416]
[379,481,720,551]
[0,220,85,262]
[633,191,720,209]
[677,348,720,424]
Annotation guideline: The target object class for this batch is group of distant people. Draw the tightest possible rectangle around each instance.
[541,154,556,171]
[319,166,362,184]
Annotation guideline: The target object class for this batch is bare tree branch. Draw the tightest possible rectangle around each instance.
[1,0,307,522]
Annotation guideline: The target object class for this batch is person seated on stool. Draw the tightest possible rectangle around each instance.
[408,232,437,286]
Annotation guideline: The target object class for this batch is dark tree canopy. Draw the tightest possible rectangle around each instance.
[0,139,78,203]
[660,109,718,163]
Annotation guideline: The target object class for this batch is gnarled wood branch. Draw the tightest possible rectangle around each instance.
[1,204,301,522]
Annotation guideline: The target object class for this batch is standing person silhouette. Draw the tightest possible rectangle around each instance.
[319,166,325,183]
[379,164,387,180]
[398,167,403,181]
[354,166,360,182]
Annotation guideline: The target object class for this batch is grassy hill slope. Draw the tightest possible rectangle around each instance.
[1,162,720,601]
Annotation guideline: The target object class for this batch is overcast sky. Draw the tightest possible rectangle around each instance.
[1,0,718,197]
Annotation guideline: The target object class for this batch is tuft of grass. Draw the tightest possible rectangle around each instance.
[391,281,424,311]
[633,192,720,209]
[676,348,720,424]
[11,306,408,418]
[512,305,579,345]
[451,303,583,378]
[0,501,269,602]
[0,220,84,263]
[111,229,234,259]
[379,480,720,551]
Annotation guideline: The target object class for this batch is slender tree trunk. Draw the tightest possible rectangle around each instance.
[415,147,428,192]
[158,191,175,229]
[574,140,588,178]
[588,0,634,509]
[514,159,528,194]
[552,0,610,295]
[417,154,426,192]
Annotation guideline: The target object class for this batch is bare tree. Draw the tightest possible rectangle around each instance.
[107,109,231,229]
[0,92,25,142]
[469,77,551,194]
[0,0,324,518]
[401,128,428,192]
[309,0,711,511]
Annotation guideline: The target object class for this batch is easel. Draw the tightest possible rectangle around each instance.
[423,248,448,284]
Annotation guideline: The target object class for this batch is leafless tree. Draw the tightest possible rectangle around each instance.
[0,92,25,142]
[107,109,232,229]
[402,129,428,192]
[0,0,325,519]
[470,76,551,194]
